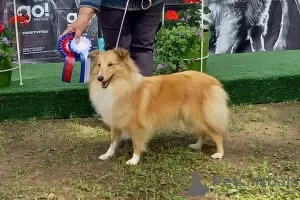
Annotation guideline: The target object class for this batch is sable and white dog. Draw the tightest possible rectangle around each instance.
[88,48,230,165]
[204,0,290,53]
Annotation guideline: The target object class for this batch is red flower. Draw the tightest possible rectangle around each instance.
[22,14,30,21]
[10,14,29,26]
[166,10,179,21]
[0,23,4,33]
[22,20,29,26]
[10,16,16,24]
[10,16,21,24]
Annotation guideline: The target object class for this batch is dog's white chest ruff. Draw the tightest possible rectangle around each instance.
[89,86,114,126]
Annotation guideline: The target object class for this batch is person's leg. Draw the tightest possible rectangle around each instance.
[97,6,131,50]
[129,3,164,76]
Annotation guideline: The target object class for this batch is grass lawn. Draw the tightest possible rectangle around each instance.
[0,102,300,200]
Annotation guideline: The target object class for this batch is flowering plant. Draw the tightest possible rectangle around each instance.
[153,0,211,75]
[0,12,29,59]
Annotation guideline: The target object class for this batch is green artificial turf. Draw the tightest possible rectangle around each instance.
[0,50,300,121]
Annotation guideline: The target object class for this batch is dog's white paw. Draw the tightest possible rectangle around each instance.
[125,153,140,165]
[211,153,224,159]
[99,153,112,160]
[126,159,139,165]
[189,143,202,150]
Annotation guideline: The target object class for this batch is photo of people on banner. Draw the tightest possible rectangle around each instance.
[1,0,300,63]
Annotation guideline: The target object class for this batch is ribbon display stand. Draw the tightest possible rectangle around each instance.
[0,0,23,86]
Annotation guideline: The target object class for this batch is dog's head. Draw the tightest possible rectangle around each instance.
[88,48,138,89]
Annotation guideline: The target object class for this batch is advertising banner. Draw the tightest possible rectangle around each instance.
[0,1,4,22]
[6,0,61,62]
[5,0,98,63]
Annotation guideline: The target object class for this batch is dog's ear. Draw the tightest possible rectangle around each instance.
[113,48,129,60]
[88,49,100,59]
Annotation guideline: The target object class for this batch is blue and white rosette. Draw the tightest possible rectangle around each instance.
[69,35,93,83]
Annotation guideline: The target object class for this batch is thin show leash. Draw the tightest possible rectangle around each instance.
[115,0,152,48]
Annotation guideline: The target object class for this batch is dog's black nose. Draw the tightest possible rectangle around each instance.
[97,76,104,82]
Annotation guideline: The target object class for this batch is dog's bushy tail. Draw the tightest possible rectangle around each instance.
[203,85,230,139]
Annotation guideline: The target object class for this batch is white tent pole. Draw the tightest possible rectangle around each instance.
[161,3,165,26]
[13,0,23,85]
[200,0,204,73]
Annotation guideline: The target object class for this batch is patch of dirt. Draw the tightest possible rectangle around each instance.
[226,102,300,165]
[0,102,299,200]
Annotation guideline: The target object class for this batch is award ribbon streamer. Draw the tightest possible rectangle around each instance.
[58,34,76,83]
[58,33,93,83]
[69,36,93,83]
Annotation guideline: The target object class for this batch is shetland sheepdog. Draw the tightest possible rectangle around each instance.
[88,48,230,165]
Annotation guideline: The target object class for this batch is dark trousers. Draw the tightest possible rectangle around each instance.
[97,3,164,76]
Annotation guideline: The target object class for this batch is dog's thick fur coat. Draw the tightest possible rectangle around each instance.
[88,48,230,165]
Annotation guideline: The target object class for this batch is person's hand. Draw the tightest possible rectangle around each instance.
[62,7,95,43]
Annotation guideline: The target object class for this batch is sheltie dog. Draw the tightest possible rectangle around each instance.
[88,48,230,165]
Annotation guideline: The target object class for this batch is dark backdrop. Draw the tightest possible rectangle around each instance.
[1,0,300,63]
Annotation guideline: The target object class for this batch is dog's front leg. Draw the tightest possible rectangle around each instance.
[99,128,121,160]
[296,0,300,14]
[126,129,150,165]
[214,17,240,54]
[273,0,289,50]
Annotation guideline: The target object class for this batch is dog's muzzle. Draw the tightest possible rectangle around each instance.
[97,76,104,82]
[98,75,114,89]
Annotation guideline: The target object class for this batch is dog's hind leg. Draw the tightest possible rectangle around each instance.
[99,128,122,160]
[206,130,224,159]
[187,120,224,159]
[180,107,206,151]
[187,119,224,159]
[202,85,229,159]
[188,134,205,151]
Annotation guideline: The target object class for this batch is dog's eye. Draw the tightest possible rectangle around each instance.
[108,63,113,67]
[97,63,101,67]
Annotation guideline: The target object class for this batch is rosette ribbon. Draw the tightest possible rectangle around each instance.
[58,33,93,83]
[69,36,93,83]
[58,34,76,83]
